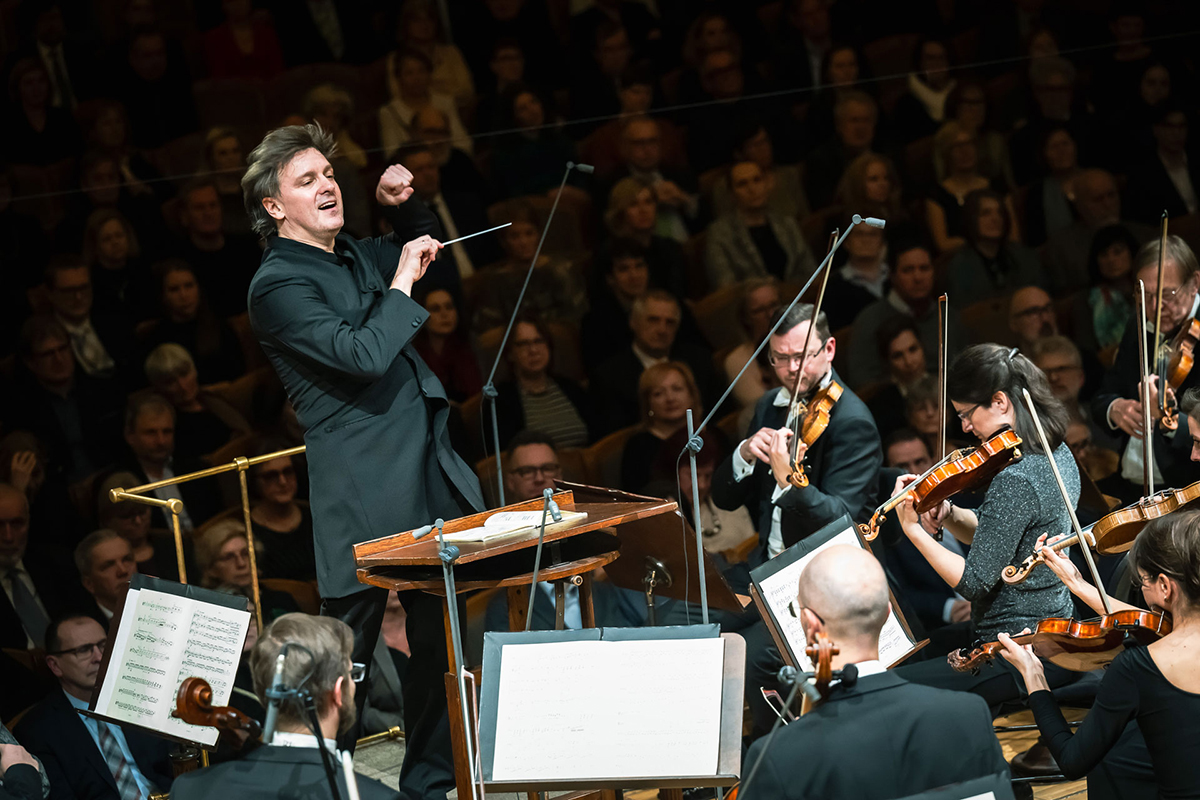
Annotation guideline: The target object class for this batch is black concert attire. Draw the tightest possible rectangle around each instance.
[171,745,405,800]
[248,195,484,799]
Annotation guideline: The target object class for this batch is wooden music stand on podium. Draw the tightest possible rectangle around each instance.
[352,481,743,798]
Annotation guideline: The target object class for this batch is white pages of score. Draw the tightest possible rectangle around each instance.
[440,509,588,544]
[93,586,251,747]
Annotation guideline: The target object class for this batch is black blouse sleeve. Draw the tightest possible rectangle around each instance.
[1029,648,1141,779]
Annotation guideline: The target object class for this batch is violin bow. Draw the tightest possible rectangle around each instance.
[1137,280,1155,497]
[1020,388,1112,614]
[1153,211,1177,429]
[937,294,949,462]
[787,230,838,431]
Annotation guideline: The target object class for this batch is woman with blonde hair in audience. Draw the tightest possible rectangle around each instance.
[835,151,907,223]
[194,519,299,622]
[620,362,706,492]
[712,121,809,221]
[96,469,191,581]
[602,176,689,297]
[248,438,316,582]
[144,260,245,384]
[925,120,1019,253]
[144,343,250,462]
[937,80,1015,189]
[389,0,474,109]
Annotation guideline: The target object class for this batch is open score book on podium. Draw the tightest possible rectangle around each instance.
[90,574,252,748]
[487,636,726,782]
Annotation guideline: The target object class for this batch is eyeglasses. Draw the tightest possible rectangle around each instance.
[49,638,106,658]
[768,349,821,368]
[1013,302,1054,320]
[1041,364,1081,380]
[955,403,982,422]
[512,337,547,350]
[787,601,826,625]
[257,466,295,483]
[350,662,366,683]
[511,463,562,480]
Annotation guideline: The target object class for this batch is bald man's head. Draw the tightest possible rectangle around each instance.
[796,545,889,646]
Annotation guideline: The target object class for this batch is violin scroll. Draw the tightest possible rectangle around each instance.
[175,676,262,742]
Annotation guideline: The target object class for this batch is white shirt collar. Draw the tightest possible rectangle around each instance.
[632,342,668,371]
[772,370,833,407]
[850,659,886,678]
[272,730,340,753]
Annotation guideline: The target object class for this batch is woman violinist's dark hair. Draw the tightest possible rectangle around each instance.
[1129,509,1200,607]
[946,343,1069,454]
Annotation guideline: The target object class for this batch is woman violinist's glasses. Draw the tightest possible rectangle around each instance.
[955,403,982,422]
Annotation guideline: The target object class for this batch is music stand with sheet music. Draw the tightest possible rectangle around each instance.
[749,515,928,673]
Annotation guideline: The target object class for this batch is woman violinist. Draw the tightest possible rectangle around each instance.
[999,510,1200,799]
[892,344,1083,702]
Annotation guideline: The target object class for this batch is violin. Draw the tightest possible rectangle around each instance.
[787,382,844,489]
[176,676,262,745]
[1002,478,1200,584]
[800,631,838,714]
[1162,317,1200,416]
[948,609,1172,674]
[859,427,1023,541]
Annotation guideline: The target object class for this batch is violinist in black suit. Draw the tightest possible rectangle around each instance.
[741,545,1009,800]
[244,124,484,799]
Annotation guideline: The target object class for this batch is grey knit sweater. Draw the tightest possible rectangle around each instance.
[956,442,1078,640]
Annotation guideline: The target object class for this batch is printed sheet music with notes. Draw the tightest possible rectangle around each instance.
[91,574,252,748]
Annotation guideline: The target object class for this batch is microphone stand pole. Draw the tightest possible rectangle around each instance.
[680,215,881,624]
[481,161,592,507]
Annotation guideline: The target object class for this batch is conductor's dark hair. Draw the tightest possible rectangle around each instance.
[242,123,338,239]
[769,302,831,343]
[1129,509,1200,607]
[947,343,1069,454]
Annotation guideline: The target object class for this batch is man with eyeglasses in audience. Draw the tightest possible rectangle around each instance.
[16,613,174,800]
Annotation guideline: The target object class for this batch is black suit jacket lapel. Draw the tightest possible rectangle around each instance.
[51,691,120,793]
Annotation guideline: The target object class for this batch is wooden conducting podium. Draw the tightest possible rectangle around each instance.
[352,481,744,798]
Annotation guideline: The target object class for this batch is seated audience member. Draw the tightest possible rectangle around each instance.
[392,0,475,108]
[903,375,946,458]
[407,105,489,198]
[0,430,82,551]
[1031,336,1120,455]
[60,153,162,253]
[884,427,935,476]
[83,208,152,321]
[741,545,1008,799]
[865,317,932,440]
[6,315,124,484]
[569,21,634,131]
[925,123,1018,254]
[724,279,783,412]
[805,91,880,210]
[661,429,755,559]
[848,238,951,389]
[115,29,199,149]
[3,58,80,167]
[823,219,888,330]
[892,37,956,145]
[301,84,370,237]
[1009,57,1093,188]
[711,122,809,221]
[201,127,252,236]
[1023,126,1082,248]
[945,190,1041,306]
[176,179,264,318]
[484,434,645,630]
[0,730,43,800]
[471,201,586,331]
[620,362,705,492]
[1044,169,1154,298]
[85,102,162,197]
[834,152,907,225]
[74,529,135,621]
[96,471,191,581]
[44,256,134,384]
[489,317,590,450]
[591,291,717,435]
[475,38,531,134]
[0,483,82,649]
[17,614,174,797]
[1105,59,1173,172]
[1064,418,1120,486]
[801,44,870,156]
[1074,224,1137,361]
[170,614,402,799]
[602,177,689,298]
[1126,101,1200,223]
[379,49,470,162]
[1093,235,1200,501]
[705,161,816,289]
[684,48,761,174]
[1008,286,1058,353]
[489,84,582,200]
[998,510,1200,799]
[581,239,650,368]
[202,0,284,80]
[143,261,246,384]
[194,520,299,622]
[411,288,481,403]
[398,146,499,284]
[581,64,685,180]
[120,392,223,533]
[936,80,1014,188]
[609,113,700,242]
[248,441,317,582]
[144,344,251,462]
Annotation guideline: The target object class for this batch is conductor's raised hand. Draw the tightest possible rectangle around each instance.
[376,164,415,205]
[391,235,443,295]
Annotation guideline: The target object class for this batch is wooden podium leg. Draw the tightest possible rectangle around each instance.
[444,671,473,800]
[579,572,597,628]
[507,584,530,631]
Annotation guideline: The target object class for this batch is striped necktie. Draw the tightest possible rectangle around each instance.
[6,569,48,648]
[95,721,146,800]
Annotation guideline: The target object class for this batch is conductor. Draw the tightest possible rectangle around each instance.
[243,124,485,798]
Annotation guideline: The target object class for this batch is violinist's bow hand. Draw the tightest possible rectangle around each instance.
[769,428,797,489]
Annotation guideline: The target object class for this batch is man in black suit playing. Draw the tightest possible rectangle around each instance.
[244,124,484,798]
[16,614,174,800]
[741,545,1008,800]
[172,613,402,800]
